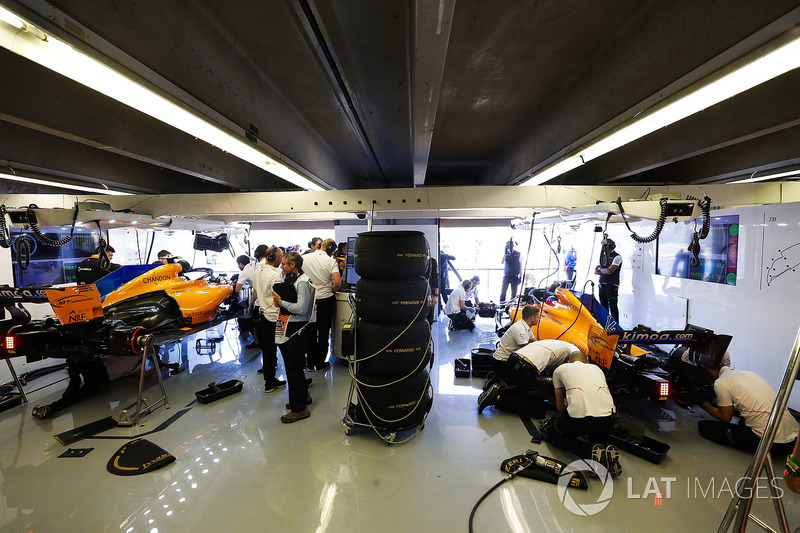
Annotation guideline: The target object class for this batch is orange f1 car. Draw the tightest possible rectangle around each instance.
[506,286,731,403]
[0,262,239,362]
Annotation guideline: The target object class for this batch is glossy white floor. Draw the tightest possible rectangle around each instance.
[2,315,800,533]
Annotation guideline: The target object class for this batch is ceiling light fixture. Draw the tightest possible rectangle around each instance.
[0,171,131,195]
[521,30,800,186]
[729,169,800,184]
[0,6,324,192]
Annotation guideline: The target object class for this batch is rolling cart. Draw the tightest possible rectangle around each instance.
[340,294,434,445]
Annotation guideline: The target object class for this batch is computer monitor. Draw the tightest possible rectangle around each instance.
[344,236,359,288]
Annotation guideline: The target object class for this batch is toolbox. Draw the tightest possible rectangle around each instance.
[195,380,244,404]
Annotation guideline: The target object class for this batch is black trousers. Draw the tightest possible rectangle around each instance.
[49,358,111,414]
[491,357,546,417]
[307,295,335,368]
[279,322,310,412]
[599,283,619,323]
[448,311,474,331]
[549,412,613,458]
[500,274,519,302]
[698,419,796,457]
[254,317,278,381]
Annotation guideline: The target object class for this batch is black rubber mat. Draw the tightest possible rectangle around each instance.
[54,416,117,446]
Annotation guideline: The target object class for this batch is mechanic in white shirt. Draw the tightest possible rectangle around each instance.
[446,279,475,331]
[253,245,287,392]
[480,306,549,416]
[300,238,341,372]
[542,350,622,477]
[700,360,797,456]
[466,275,481,305]
[235,255,258,348]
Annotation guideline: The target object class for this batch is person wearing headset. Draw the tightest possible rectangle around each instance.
[76,245,121,284]
[500,239,521,302]
[300,238,341,372]
[304,237,322,255]
[594,239,622,323]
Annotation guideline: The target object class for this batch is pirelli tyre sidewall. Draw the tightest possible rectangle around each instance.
[355,367,433,430]
[355,277,430,323]
[356,319,432,378]
[354,231,429,280]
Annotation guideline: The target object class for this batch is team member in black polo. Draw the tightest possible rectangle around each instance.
[595,239,622,323]
[76,245,121,284]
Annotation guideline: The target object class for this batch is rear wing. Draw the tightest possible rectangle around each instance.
[609,324,732,367]
[0,284,103,326]
[0,285,57,305]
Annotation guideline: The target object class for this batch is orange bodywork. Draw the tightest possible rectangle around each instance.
[509,288,621,369]
[101,263,233,325]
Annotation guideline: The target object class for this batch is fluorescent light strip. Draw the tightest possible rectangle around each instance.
[522,31,800,185]
[0,7,323,191]
[730,169,800,183]
[520,156,583,186]
[0,171,131,195]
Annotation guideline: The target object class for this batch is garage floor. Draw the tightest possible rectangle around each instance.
[1,314,799,532]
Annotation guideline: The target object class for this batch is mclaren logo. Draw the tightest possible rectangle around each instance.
[143,274,172,284]
[51,295,93,308]
[0,288,47,298]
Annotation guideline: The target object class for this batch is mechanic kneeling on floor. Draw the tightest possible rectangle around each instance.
[698,358,798,456]
[478,304,538,413]
[539,350,622,477]
[479,338,579,418]
[446,279,476,331]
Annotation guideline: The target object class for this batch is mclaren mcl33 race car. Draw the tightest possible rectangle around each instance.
[0,262,240,363]
[504,286,732,405]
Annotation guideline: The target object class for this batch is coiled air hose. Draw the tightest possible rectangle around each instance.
[617,196,669,244]
[0,205,11,249]
[25,203,79,246]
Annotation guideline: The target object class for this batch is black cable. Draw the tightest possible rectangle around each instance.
[25,203,79,246]
[468,477,511,533]
[556,279,594,340]
[0,205,12,249]
[145,230,155,263]
[16,236,31,270]
[468,459,534,533]
[616,196,668,244]
[539,229,560,288]
[93,221,111,271]
[513,213,536,314]
[685,195,712,266]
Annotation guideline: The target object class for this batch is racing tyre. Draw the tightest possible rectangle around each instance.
[356,319,432,378]
[355,277,430,323]
[355,367,432,430]
[354,231,429,279]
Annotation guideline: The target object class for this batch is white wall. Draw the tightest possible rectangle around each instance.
[334,222,439,261]
[621,203,800,410]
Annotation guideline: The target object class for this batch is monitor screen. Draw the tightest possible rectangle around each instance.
[656,214,739,285]
[11,227,101,287]
[344,236,359,287]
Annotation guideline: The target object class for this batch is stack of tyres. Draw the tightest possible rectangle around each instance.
[354,231,433,431]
